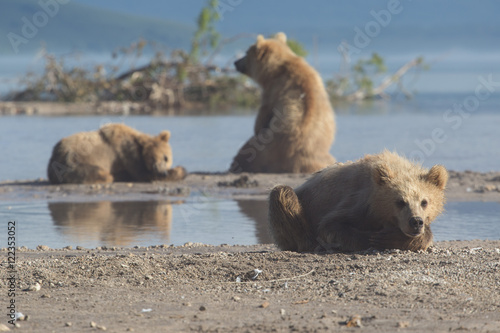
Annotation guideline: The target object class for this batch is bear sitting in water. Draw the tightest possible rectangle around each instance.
[268,151,448,252]
[47,124,187,184]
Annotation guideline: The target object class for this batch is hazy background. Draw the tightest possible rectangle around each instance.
[1,0,499,94]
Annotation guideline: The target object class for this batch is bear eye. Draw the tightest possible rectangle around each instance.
[164,156,169,162]
[396,199,407,209]
[421,199,428,208]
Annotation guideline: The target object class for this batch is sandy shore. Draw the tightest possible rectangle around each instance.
[1,171,500,332]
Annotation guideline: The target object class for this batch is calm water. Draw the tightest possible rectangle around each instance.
[0,199,498,249]
[1,94,500,247]
[1,94,500,181]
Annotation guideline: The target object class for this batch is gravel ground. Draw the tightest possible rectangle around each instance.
[1,241,499,332]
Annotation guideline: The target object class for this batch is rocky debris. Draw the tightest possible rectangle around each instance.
[217,175,259,188]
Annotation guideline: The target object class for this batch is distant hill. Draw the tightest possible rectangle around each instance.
[1,0,499,57]
[0,0,194,55]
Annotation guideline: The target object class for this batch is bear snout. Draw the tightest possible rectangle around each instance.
[408,216,424,235]
[234,57,247,74]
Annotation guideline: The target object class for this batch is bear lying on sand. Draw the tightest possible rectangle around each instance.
[48,124,187,184]
[230,32,336,173]
[268,151,448,252]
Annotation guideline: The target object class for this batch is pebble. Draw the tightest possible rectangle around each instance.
[260,301,270,309]
[37,245,50,251]
[25,283,41,292]
[65,322,72,327]
[280,309,286,316]
[346,315,362,327]
[232,296,241,302]
[199,305,207,311]
[397,321,410,328]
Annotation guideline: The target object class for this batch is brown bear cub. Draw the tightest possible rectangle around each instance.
[48,124,187,184]
[268,151,448,252]
[230,32,336,173]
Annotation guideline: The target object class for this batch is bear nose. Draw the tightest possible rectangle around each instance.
[409,217,424,231]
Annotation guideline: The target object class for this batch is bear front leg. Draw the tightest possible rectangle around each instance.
[317,215,373,252]
[369,225,433,251]
[268,185,315,252]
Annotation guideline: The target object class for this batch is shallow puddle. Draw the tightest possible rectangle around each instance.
[0,200,498,249]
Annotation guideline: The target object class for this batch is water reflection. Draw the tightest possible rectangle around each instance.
[49,201,173,246]
[1,199,498,249]
[236,199,273,244]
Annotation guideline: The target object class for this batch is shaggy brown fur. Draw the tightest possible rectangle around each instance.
[47,124,187,184]
[268,151,448,252]
[230,32,336,173]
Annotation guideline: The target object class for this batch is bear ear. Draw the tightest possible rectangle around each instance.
[158,130,171,142]
[425,165,448,190]
[274,32,287,44]
[256,34,265,45]
[373,163,394,186]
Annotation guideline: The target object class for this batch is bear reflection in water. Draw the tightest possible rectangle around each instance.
[49,201,172,246]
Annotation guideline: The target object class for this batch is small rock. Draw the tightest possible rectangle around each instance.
[199,305,206,311]
[63,245,72,250]
[183,302,192,307]
[0,323,10,331]
[37,245,50,251]
[280,309,286,316]
[97,325,107,331]
[232,296,241,302]
[90,321,97,328]
[260,301,270,309]
[346,315,362,327]
[15,313,26,321]
[145,275,153,280]
[24,283,41,292]
[65,322,72,327]
[397,321,410,328]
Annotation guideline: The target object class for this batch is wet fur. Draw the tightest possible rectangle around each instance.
[268,151,448,252]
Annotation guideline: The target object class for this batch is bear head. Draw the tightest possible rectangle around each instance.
[371,153,448,238]
[142,130,173,179]
[234,32,295,85]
